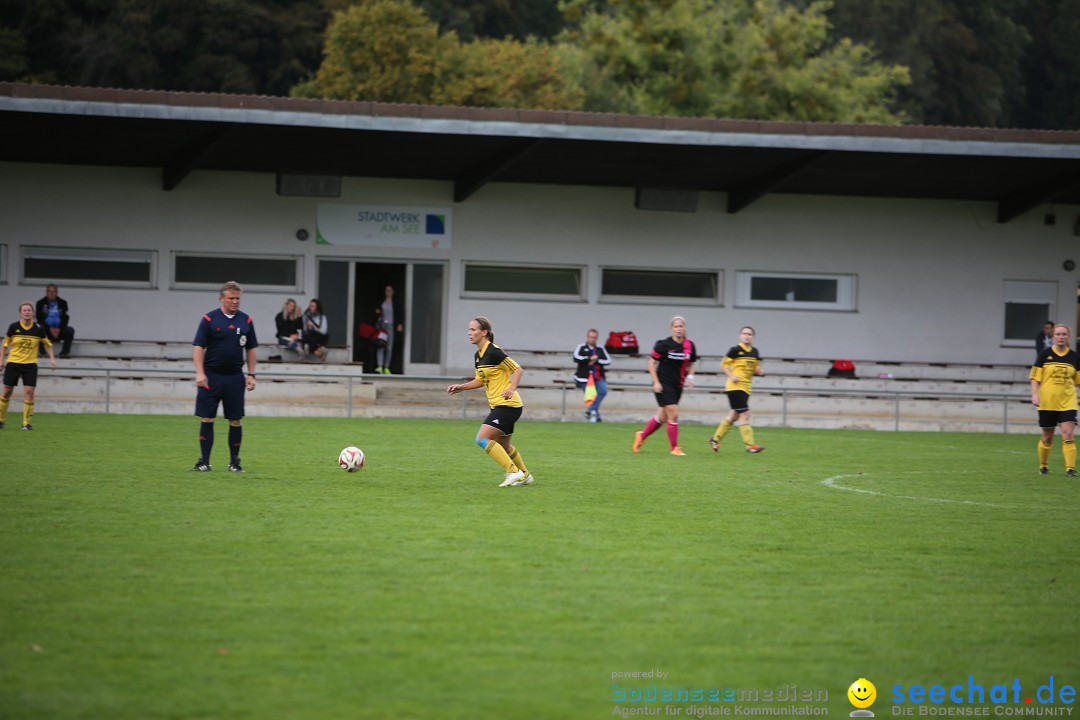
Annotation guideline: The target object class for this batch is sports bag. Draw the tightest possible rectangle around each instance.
[605,331,639,354]
[827,359,856,378]
[357,322,380,341]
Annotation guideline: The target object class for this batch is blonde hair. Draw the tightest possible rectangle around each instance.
[220,281,243,296]
[280,298,301,321]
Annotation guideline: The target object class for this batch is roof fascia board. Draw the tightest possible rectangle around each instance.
[4,96,1080,162]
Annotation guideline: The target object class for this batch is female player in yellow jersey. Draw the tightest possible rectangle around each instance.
[1030,323,1080,476]
[710,326,765,453]
[0,301,56,430]
[447,316,534,488]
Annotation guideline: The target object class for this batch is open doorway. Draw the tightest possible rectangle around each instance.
[354,262,407,372]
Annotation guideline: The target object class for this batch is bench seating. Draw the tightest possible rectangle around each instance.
[504,349,1031,385]
[64,338,354,365]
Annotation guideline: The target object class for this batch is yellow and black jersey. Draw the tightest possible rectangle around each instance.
[1031,347,1080,411]
[2,321,51,365]
[474,340,523,409]
[722,343,760,394]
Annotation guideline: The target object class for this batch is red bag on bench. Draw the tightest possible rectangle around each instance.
[828,359,856,378]
[605,331,639,354]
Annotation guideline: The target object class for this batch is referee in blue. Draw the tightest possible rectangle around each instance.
[191,281,258,472]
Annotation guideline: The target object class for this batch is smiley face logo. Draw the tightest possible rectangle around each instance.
[848,678,877,709]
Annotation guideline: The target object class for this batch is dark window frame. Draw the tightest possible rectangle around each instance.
[171,252,303,292]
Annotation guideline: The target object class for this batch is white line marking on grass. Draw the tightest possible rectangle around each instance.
[822,474,1013,508]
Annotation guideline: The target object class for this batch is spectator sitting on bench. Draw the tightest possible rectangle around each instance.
[35,283,74,358]
[302,298,329,361]
[274,298,305,358]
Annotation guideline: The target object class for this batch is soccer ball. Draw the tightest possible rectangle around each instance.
[338,446,365,472]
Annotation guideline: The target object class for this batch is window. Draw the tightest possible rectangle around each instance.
[463,263,583,300]
[173,253,302,292]
[601,267,720,304]
[735,271,856,311]
[1003,280,1056,343]
[22,246,155,287]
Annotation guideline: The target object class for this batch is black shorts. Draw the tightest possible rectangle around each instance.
[483,405,522,435]
[1039,409,1077,428]
[654,386,682,407]
[195,371,247,420]
[3,362,38,388]
[727,390,750,413]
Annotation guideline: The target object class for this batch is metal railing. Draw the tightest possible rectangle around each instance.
[43,366,479,419]
[553,378,1031,432]
[43,366,1032,430]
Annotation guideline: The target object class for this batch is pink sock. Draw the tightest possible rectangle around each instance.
[667,422,679,448]
[643,417,662,437]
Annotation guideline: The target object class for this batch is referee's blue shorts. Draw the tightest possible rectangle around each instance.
[195,370,246,420]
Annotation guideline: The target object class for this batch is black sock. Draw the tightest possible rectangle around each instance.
[199,422,214,463]
[229,425,242,463]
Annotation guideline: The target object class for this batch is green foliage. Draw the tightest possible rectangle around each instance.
[417,0,565,41]
[2,0,1077,128]
[826,0,1048,128]
[295,0,582,109]
[322,0,565,42]
[1009,0,1080,130]
[0,0,328,95]
[559,0,909,122]
[294,0,451,102]
[434,36,584,109]
[2,415,1078,718]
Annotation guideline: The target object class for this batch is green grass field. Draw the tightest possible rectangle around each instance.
[1,415,1077,720]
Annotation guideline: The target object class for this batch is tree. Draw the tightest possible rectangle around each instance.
[293,0,450,102]
[0,0,328,96]
[294,0,582,110]
[321,0,565,42]
[559,0,909,122]
[434,37,584,109]
[418,0,564,41]
[1009,0,1080,130]
[825,0,1031,127]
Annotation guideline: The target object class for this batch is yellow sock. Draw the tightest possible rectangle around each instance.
[1038,440,1052,467]
[22,401,34,427]
[1064,440,1076,470]
[0,396,8,423]
[714,419,733,440]
[739,424,755,447]
[485,442,518,473]
[508,447,529,476]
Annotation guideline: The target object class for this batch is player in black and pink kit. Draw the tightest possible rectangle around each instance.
[633,316,698,456]
[191,281,258,473]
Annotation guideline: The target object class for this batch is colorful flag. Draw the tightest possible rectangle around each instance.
[584,372,597,407]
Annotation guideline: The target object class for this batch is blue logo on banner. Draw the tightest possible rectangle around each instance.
[426,214,446,235]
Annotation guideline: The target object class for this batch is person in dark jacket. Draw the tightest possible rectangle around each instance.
[572,328,612,422]
[35,284,74,358]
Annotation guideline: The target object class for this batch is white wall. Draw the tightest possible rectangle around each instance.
[2,161,1077,373]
